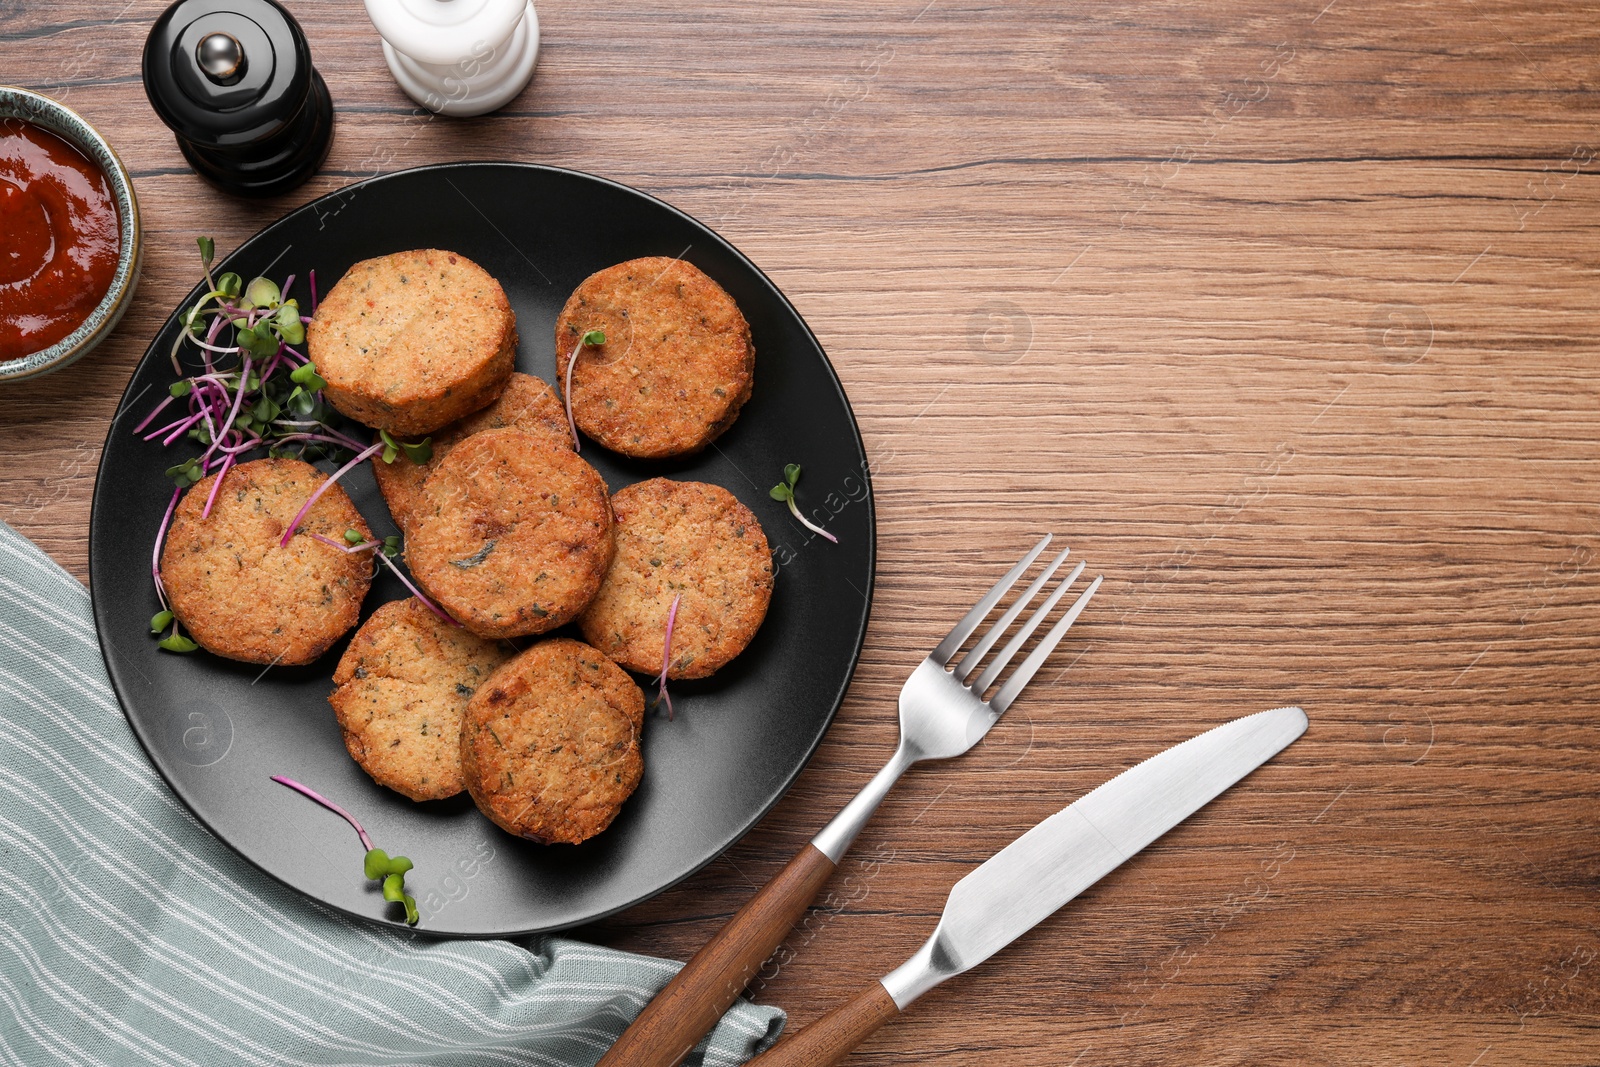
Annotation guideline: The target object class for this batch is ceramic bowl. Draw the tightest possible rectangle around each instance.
[0,86,142,382]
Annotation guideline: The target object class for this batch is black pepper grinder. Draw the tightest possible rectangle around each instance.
[142,0,333,197]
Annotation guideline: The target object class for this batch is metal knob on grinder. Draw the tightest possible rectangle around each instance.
[142,0,333,197]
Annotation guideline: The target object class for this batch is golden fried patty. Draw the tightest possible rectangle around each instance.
[373,373,572,535]
[329,597,512,802]
[160,458,373,665]
[308,249,516,435]
[460,637,644,844]
[580,478,773,680]
[555,257,753,459]
[405,428,614,639]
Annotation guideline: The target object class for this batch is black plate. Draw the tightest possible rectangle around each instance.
[89,163,874,937]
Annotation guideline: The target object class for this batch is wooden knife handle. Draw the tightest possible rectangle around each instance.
[743,983,901,1067]
[597,843,838,1067]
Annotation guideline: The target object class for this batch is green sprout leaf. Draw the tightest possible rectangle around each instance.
[237,325,278,359]
[363,848,391,880]
[149,609,174,633]
[169,380,192,398]
[344,528,364,545]
[274,300,305,345]
[158,631,199,653]
[768,482,792,503]
[384,855,414,877]
[377,429,431,465]
[784,463,801,487]
[581,329,606,346]
[382,535,401,558]
[250,396,280,424]
[196,236,215,266]
[287,386,315,417]
[181,304,207,337]
[216,272,243,300]
[240,276,280,312]
[382,872,405,903]
[165,458,203,489]
[289,360,326,392]
[402,894,419,925]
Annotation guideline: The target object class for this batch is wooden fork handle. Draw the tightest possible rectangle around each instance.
[597,844,838,1067]
[743,983,901,1067]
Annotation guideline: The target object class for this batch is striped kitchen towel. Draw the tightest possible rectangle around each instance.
[0,519,784,1066]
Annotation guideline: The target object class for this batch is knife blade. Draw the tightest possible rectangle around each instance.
[745,705,1308,1067]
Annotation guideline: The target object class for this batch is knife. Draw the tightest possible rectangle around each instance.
[740,705,1308,1067]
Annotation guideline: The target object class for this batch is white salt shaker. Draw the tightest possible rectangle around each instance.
[364,0,539,117]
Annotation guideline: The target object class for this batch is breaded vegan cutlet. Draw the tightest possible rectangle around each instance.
[460,637,645,845]
[405,428,614,639]
[555,257,754,459]
[160,457,373,665]
[329,598,512,802]
[580,478,773,679]
[373,372,572,535]
[308,249,517,436]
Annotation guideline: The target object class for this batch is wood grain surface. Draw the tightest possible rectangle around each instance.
[4,1,1599,1064]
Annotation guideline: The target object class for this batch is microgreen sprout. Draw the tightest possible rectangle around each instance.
[165,457,203,489]
[143,239,374,651]
[309,532,456,625]
[652,593,682,721]
[769,463,838,543]
[271,775,419,925]
[378,429,433,465]
[153,611,198,653]
[561,328,606,451]
[278,441,385,548]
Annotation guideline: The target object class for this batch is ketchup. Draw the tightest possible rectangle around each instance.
[0,119,120,361]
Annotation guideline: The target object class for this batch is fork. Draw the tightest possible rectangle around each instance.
[596,534,1103,1067]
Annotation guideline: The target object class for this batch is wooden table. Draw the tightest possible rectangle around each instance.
[5,1,1598,1063]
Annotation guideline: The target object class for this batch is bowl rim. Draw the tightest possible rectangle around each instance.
[0,85,143,383]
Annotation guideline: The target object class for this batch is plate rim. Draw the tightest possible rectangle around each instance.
[88,160,877,937]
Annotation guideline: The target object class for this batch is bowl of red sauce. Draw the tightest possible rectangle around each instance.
[0,86,141,381]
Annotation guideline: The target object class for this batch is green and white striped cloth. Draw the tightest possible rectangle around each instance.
[0,520,784,1066]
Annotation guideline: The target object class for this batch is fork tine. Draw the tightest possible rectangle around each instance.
[930,534,1052,665]
[953,544,1072,683]
[989,574,1104,713]
[970,559,1086,695]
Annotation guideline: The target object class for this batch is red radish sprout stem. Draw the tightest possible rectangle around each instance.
[374,552,457,625]
[148,411,202,443]
[158,412,205,447]
[308,533,460,627]
[309,270,318,314]
[270,775,374,851]
[562,338,583,452]
[152,486,181,609]
[133,395,175,435]
[204,356,252,468]
[787,497,839,544]
[201,453,235,518]
[656,593,681,721]
[278,441,384,548]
